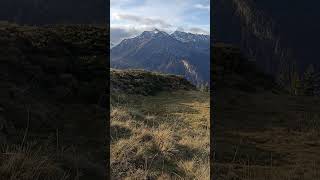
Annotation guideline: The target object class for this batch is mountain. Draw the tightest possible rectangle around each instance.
[110,29,210,85]
[171,30,210,51]
[110,42,115,49]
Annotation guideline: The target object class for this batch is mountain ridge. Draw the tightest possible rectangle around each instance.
[110,29,210,85]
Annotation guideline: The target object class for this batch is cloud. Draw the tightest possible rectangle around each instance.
[177,26,185,32]
[110,0,210,44]
[175,26,209,35]
[194,4,210,10]
[113,13,173,28]
[111,0,209,27]
[111,0,147,9]
[110,0,134,6]
[110,26,141,45]
[188,27,209,35]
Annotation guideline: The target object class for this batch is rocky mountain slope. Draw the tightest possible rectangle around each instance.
[111,29,210,85]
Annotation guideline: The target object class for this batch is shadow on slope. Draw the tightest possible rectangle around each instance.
[0,22,107,179]
[213,43,320,180]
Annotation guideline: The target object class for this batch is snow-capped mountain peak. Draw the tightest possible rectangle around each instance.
[111,29,210,85]
[171,31,210,43]
[153,28,160,34]
[137,29,170,40]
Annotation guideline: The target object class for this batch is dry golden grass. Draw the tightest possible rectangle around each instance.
[111,90,210,179]
[0,138,104,180]
[0,143,70,180]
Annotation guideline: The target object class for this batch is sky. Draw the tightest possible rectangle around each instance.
[110,0,210,45]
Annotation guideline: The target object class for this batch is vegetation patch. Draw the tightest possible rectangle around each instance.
[111,69,196,95]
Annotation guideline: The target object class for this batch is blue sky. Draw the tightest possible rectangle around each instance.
[110,0,210,44]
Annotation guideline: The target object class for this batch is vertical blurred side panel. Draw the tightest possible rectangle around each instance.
[0,0,108,179]
[212,0,320,179]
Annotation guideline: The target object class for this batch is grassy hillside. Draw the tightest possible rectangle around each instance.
[214,43,320,179]
[111,69,196,95]
[0,22,107,179]
[110,69,210,179]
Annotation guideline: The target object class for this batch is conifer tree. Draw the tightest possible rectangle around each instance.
[302,64,320,96]
[290,62,301,95]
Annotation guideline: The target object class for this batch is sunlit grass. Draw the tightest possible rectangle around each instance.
[111,90,210,179]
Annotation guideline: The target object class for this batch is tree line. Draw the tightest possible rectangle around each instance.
[279,63,320,96]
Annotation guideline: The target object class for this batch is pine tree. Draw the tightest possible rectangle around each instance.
[290,62,301,95]
[203,82,209,92]
[302,64,320,96]
[276,58,299,94]
[199,82,209,92]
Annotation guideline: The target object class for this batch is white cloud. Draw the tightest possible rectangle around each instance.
[194,4,210,10]
[110,26,141,45]
[110,0,132,6]
[112,13,173,28]
[188,27,209,34]
[111,0,210,43]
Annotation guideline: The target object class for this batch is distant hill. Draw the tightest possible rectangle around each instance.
[111,29,210,85]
